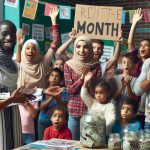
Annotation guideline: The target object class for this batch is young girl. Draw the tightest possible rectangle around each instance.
[16,7,60,89]
[81,72,116,136]
[38,68,68,140]
[64,35,101,140]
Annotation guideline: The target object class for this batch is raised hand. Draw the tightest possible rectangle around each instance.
[84,72,93,82]
[16,29,25,46]
[116,30,122,42]
[80,66,90,79]
[69,28,77,40]
[132,8,143,24]
[43,86,64,97]
[49,7,59,25]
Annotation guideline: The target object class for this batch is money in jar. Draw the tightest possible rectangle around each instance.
[108,133,121,150]
[80,111,106,148]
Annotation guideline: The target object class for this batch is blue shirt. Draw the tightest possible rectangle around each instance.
[38,91,68,125]
[112,120,142,136]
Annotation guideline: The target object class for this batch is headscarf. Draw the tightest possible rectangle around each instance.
[0,46,17,74]
[66,35,98,75]
[17,39,46,89]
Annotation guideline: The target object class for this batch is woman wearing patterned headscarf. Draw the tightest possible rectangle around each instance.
[64,35,102,140]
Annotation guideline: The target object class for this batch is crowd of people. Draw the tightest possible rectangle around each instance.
[0,7,150,150]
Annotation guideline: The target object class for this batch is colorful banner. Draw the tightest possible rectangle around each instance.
[143,9,150,23]
[59,5,71,20]
[22,0,39,20]
[121,10,126,24]
[44,3,57,16]
[128,10,135,23]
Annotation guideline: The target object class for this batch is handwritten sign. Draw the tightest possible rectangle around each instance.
[74,4,122,40]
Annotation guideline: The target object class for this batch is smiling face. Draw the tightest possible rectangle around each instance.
[139,40,150,60]
[25,43,37,62]
[75,40,90,62]
[51,110,66,130]
[0,23,16,52]
[93,42,103,61]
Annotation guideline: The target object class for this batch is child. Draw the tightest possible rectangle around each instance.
[53,58,65,72]
[81,72,116,136]
[38,68,68,140]
[43,106,72,140]
[19,102,38,144]
[112,98,141,136]
[109,52,139,120]
[16,7,60,89]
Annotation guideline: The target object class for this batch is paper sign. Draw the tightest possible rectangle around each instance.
[22,0,39,20]
[45,27,52,39]
[32,24,44,41]
[74,4,122,40]
[59,6,71,20]
[4,0,18,8]
[128,10,135,23]
[22,23,30,35]
[144,9,150,23]
[44,3,57,16]
[100,45,114,62]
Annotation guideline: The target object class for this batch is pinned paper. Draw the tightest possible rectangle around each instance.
[45,27,52,40]
[122,10,126,24]
[143,9,150,23]
[44,3,57,16]
[22,23,30,35]
[32,24,44,41]
[59,6,71,20]
[128,10,135,23]
[22,0,39,20]
[4,0,18,8]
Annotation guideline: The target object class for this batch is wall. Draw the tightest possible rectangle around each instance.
[0,0,4,21]
[4,0,20,28]
[61,0,150,49]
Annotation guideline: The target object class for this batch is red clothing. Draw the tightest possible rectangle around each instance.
[43,126,72,140]
[64,63,101,117]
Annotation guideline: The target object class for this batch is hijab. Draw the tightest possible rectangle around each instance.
[17,39,46,89]
[66,35,98,76]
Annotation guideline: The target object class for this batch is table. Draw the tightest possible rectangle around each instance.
[13,139,108,150]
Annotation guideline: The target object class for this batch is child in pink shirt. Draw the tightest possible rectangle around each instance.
[43,106,72,140]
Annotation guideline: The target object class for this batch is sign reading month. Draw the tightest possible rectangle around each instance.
[74,4,122,40]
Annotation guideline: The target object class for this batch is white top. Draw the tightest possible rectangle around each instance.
[81,87,116,135]
[134,58,150,122]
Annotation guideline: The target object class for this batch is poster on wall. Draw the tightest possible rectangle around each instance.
[74,4,122,40]
[22,0,39,20]
[45,27,53,40]
[32,24,44,41]
[4,0,18,8]
[44,3,57,16]
[59,6,71,20]
[22,23,30,35]
[100,45,114,62]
